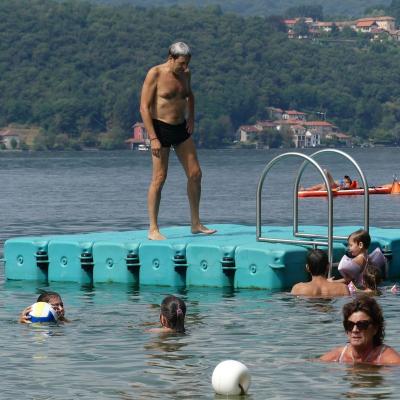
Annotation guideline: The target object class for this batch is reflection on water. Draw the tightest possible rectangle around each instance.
[343,365,389,399]
[293,296,338,314]
[145,334,189,361]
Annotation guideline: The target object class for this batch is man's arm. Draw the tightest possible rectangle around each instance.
[140,67,161,156]
[186,70,194,135]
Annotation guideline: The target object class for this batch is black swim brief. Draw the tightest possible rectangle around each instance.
[152,119,191,148]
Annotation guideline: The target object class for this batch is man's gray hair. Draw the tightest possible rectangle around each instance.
[168,42,191,58]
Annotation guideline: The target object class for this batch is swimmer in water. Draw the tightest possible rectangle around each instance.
[19,291,70,323]
[331,229,371,286]
[320,295,400,365]
[291,249,349,297]
[148,295,186,333]
[361,263,383,295]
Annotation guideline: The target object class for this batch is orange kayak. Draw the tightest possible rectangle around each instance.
[298,186,392,198]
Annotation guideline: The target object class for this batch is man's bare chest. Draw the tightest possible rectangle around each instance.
[157,75,189,100]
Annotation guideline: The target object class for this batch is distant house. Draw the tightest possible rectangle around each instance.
[335,21,356,31]
[356,20,379,33]
[302,121,338,138]
[290,125,321,148]
[125,122,149,149]
[0,130,20,149]
[325,132,352,146]
[267,107,284,120]
[287,29,295,39]
[275,119,306,129]
[292,125,307,148]
[283,19,299,29]
[305,130,321,147]
[268,108,307,121]
[276,119,337,147]
[282,110,307,121]
[370,27,391,41]
[254,120,276,131]
[391,30,400,41]
[239,106,349,148]
[356,16,396,32]
[284,15,397,39]
[314,21,334,33]
[238,125,261,143]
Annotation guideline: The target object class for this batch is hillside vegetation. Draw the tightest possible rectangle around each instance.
[2,0,400,149]
[91,0,392,18]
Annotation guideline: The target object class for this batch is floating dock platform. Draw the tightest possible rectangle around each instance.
[3,224,400,289]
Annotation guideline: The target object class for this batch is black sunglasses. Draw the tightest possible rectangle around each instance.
[343,319,372,331]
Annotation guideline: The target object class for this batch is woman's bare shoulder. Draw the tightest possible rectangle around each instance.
[319,346,343,362]
[381,346,400,364]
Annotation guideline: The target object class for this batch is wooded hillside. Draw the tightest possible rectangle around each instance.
[91,0,392,18]
[2,0,400,149]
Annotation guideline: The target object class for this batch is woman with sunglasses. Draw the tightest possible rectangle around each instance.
[320,295,400,365]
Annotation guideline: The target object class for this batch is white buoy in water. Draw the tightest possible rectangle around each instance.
[212,360,251,395]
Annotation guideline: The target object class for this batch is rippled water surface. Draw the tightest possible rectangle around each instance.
[1,148,400,399]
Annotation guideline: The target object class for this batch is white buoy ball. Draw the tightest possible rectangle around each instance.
[28,302,58,323]
[212,360,251,395]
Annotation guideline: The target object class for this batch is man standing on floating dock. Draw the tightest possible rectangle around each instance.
[140,41,216,240]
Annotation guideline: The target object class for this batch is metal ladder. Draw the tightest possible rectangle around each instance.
[256,149,370,277]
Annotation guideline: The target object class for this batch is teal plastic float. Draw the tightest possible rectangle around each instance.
[3,224,400,289]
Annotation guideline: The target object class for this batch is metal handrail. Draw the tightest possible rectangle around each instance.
[256,152,334,270]
[293,149,369,242]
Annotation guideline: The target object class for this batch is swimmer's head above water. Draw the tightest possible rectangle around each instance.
[348,229,371,255]
[37,291,65,319]
[306,249,329,277]
[160,295,186,333]
[168,42,191,60]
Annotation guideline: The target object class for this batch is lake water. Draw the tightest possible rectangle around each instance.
[1,148,400,399]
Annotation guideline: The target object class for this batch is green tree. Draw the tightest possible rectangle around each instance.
[10,137,18,149]
[285,5,323,20]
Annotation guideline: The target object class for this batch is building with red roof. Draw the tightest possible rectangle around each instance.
[125,122,150,149]
[0,129,20,149]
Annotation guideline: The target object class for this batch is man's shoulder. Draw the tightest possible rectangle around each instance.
[291,282,311,295]
[330,281,349,292]
[147,63,167,78]
[325,281,349,296]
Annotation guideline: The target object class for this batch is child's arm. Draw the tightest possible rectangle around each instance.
[19,306,32,324]
[328,277,349,284]
[353,253,367,270]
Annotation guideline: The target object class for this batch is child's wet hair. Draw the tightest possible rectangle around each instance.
[349,229,371,249]
[160,295,186,333]
[37,291,61,302]
[363,263,382,292]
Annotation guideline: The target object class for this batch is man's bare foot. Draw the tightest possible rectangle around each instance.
[191,224,217,235]
[148,230,166,240]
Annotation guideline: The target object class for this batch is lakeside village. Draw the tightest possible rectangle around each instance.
[284,15,400,41]
[0,107,367,151]
[126,107,353,151]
